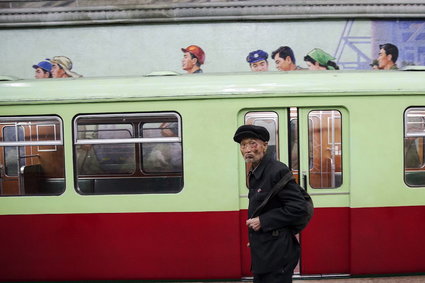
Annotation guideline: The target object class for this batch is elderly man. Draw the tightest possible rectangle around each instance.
[233,124,311,283]
[181,45,205,74]
[32,60,52,79]
[48,56,82,78]
[246,50,269,72]
[377,43,399,70]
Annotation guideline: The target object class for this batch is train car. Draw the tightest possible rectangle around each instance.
[0,70,424,281]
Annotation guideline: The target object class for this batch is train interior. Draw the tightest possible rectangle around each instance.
[0,117,64,196]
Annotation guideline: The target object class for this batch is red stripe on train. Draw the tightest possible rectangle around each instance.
[0,211,242,281]
[301,206,425,275]
[0,206,424,281]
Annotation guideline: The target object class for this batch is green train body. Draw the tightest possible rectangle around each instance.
[0,70,424,281]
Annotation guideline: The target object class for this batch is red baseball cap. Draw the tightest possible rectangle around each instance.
[181,45,205,65]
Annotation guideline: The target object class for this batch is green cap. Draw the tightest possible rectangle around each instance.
[306,48,336,70]
[370,59,379,67]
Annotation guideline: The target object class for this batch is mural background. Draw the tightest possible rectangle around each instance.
[0,19,424,79]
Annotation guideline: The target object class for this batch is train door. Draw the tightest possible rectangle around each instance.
[238,107,349,277]
[297,107,350,275]
[238,109,291,277]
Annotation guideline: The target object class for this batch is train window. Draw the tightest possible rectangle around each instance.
[74,112,183,194]
[308,110,342,189]
[404,107,425,187]
[0,116,65,196]
[245,112,279,160]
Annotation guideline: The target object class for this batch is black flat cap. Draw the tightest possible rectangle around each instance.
[233,125,270,143]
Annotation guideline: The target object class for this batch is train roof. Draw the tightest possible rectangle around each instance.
[0,70,425,104]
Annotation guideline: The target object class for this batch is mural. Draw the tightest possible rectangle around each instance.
[1,19,424,79]
[335,20,372,70]
[372,20,425,67]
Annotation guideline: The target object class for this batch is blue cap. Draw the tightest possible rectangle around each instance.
[32,61,52,72]
[246,50,268,64]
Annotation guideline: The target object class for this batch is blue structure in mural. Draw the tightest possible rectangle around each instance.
[334,20,425,70]
[335,20,372,70]
[372,20,425,67]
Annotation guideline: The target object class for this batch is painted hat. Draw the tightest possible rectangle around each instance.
[306,48,336,68]
[181,45,205,65]
[32,61,52,72]
[246,50,268,64]
[48,56,82,78]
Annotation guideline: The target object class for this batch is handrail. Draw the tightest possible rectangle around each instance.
[75,137,181,145]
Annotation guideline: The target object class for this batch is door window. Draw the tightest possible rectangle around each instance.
[245,112,279,159]
[308,110,342,188]
[404,107,425,187]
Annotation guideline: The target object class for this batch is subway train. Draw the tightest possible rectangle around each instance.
[0,70,424,281]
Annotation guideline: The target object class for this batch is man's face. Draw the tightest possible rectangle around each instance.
[378,48,391,69]
[240,138,268,166]
[34,68,49,79]
[182,52,197,72]
[274,54,292,71]
[250,60,268,72]
[51,63,66,78]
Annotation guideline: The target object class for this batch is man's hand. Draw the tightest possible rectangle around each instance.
[246,217,261,231]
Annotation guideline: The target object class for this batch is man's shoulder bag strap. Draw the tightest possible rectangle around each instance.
[251,171,294,218]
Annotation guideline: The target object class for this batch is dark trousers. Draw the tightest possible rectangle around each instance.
[253,269,294,283]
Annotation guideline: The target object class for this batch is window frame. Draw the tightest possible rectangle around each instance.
[0,115,65,196]
[404,107,425,188]
[244,111,279,160]
[73,112,184,195]
[307,109,343,189]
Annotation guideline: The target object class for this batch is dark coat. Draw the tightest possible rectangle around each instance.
[248,153,311,274]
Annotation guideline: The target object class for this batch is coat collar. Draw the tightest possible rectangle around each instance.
[250,152,272,181]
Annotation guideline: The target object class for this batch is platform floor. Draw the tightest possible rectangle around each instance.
[188,275,425,283]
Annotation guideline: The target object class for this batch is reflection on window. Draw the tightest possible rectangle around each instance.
[308,110,342,189]
[142,122,182,173]
[0,116,65,196]
[76,124,135,175]
[3,126,25,176]
[245,112,278,160]
[74,112,183,195]
[404,107,425,187]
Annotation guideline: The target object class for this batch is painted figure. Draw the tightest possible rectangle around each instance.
[48,56,82,78]
[32,60,52,79]
[246,50,269,72]
[271,46,303,71]
[377,43,398,70]
[370,59,380,70]
[304,48,340,70]
[181,45,205,74]
[233,125,311,283]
